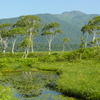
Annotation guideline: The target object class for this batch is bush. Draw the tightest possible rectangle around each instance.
[0,63,8,70]
[39,54,57,62]
[0,85,17,100]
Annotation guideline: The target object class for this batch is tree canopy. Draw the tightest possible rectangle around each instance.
[42,22,62,53]
[81,16,100,47]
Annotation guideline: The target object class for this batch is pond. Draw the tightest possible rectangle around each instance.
[0,71,68,100]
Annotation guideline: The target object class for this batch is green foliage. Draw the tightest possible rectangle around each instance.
[9,27,26,36]
[42,22,60,30]
[0,56,39,71]
[80,37,85,48]
[1,46,100,62]
[42,22,62,35]
[0,63,8,70]
[0,23,12,38]
[81,24,91,34]
[81,16,100,48]
[0,49,100,99]
[14,15,41,34]
[0,11,98,50]
[0,23,12,29]
[39,54,57,62]
[56,60,100,100]
[0,85,17,100]
[41,22,62,52]
[63,37,70,43]
[1,29,11,37]
[19,37,32,48]
[56,47,100,61]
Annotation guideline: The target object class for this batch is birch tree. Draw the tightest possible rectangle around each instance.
[88,16,100,46]
[19,37,32,58]
[62,37,70,51]
[14,15,41,53]
[81,16,100,47]
[42,22,62,54]
[0,23,12,54]
[9,27,26,54]
[81,24,90,48]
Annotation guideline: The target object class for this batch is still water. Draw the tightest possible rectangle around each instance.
[0,71,66,100]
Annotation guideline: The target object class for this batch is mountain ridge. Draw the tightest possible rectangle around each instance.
[0,11,99,50]
[0,10,99,20]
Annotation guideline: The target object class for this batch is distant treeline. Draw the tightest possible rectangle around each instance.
[4,43,79,52]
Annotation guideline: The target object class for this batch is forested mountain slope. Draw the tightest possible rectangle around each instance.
[0,11,99,51]
[55,11,98,26]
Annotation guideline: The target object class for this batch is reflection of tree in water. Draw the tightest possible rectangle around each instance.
[1,72,55,98]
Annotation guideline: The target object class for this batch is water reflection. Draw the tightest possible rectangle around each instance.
[0,71,60,99]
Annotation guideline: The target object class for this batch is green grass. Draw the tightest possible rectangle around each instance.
[1,58,100,99]
[0,48,100,99]
[0,57,39,71]
[56,60,100,100]
[0,85,18,100]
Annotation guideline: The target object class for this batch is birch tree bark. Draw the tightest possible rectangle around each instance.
[42,22,62,54]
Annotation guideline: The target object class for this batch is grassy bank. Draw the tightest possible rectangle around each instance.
[0,85,18,100]
[0,47,100,99]
[56,60,100,100]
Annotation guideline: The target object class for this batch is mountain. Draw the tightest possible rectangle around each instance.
[0,17,19,24]
[36,11,99,45]
[0,11,99,51]
[55,11,98,26]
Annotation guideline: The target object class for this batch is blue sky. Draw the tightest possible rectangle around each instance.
[0,0,100,19]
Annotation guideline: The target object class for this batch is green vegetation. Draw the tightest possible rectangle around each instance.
[0,85,18,100]
[42,22,62,54]
[81,16,100,48]
[0,13,100,100]
[63,37,70,51]
[56,60,100,100]
[0,47,100,100]
[0,11,98,51]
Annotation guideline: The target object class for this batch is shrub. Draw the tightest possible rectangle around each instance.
[0,85,17,100]
[0,63,8,70]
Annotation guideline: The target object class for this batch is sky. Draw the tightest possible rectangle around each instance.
[0,0,100,19]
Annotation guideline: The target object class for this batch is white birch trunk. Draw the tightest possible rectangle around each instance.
[22,47,29,58]
[31,45,34,53]
[48,35,55,54]
[63,43,65,52]
[12,37,17,54]
[92,31,97,42]
[25,48,29,58]
[48,40,52,54]
[2,37,8,54]
[2,49,6,54]
[92,30,99,46]
[29,30,34,53]
[85,32,89,48]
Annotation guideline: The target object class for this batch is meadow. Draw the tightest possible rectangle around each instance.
[0,47,100,100]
